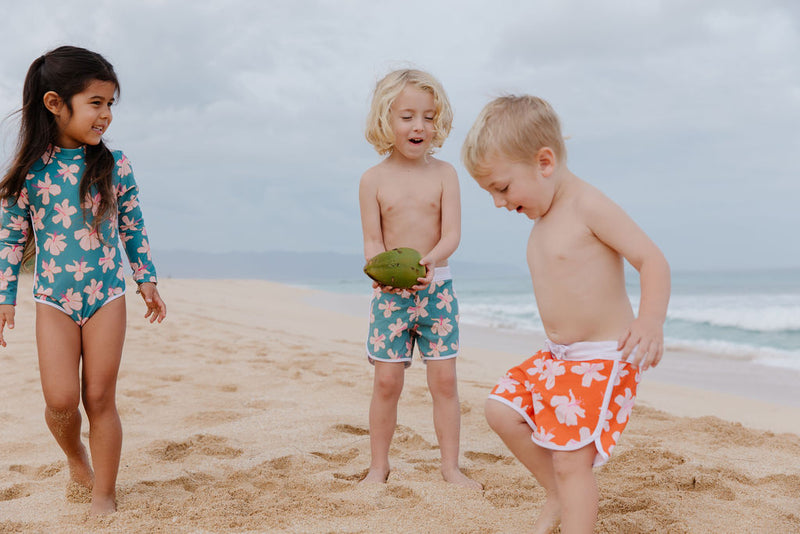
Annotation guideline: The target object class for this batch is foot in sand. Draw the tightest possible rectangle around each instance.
[359,466,390,484]
[531,497,561,534]
[89,494,117,515]
[67,446,94,490]
[442,466,483,489]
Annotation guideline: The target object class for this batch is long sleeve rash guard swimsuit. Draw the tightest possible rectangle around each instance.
[0,146,158,325]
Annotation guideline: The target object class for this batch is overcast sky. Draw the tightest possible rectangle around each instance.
[1,0,798,272]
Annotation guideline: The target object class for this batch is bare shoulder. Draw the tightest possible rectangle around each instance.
[572,177,619,217]
[360,161,387,185]
[427,157,458,183]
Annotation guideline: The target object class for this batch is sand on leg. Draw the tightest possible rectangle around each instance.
[485,398,561,533]
[426,358,481,489]
[362,360,405,483]
[80,296,126,515]
[35,304,94,494]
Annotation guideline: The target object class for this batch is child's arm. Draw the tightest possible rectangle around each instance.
[0,305,14,347]
[359,171,386,261]
[413,165,461,289]
[583,190,671,370]
[116,154,166,322]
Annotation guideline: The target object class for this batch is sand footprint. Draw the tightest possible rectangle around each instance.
[0,483,31,502]
[8,462,62,480]
[148,434,243,461]
[332,424,370,436]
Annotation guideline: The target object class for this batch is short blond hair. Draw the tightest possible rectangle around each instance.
[365,69,453,156]
[462,95,566,179]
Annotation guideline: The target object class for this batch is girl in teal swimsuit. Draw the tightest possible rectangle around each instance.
[0,46,167,515]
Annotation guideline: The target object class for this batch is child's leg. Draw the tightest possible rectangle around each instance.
[79,297,126,514]
[35,304,94,490]
[552,446,598,533]
[362,360,405,483]
[485,399,560,533]
[426,359,481,488]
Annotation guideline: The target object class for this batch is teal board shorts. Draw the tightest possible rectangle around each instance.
[366,266,459,366]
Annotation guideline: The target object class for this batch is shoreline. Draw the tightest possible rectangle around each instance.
[307,284,800,434]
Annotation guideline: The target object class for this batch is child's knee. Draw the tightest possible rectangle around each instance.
[82,386,117,416]
[551,448,595,479]
[373,370,404,398]
[484,398,515,433]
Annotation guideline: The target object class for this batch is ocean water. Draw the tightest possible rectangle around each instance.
[313,267,800,372]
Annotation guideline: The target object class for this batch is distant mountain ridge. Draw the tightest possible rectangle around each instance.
[153,249,526,283]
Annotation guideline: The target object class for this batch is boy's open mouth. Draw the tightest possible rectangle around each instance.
[409,138,423,144]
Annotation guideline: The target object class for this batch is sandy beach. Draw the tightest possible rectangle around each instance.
[1,277,799,533]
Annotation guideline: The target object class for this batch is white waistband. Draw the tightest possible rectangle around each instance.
[433,266,452,282]
[544,339,623,361]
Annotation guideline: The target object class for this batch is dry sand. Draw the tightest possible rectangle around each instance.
[1,277,799,533]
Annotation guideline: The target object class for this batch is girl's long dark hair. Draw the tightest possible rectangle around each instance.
[0,46,119,266]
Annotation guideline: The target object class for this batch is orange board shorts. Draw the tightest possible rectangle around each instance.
[488,340,641,467]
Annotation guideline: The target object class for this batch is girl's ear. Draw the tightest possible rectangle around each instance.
[537,147,556,178]
[42,91,65,116]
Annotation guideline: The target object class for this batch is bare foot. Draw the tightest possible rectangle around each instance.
[89,494,117,515]
[359,466,390,484]
[532,496,561,534]
[67,446,94,490]
[442,466,483,489]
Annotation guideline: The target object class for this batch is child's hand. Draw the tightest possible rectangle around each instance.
[410,257,435,291]
[617,316,664,371]
[0,304,15,347]
[137,282,167,323]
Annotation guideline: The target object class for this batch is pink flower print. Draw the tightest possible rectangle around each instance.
[129,262,151,280]
[60,288,83,312]
[533,426,556,443]
[494,375,520,395]
[107,286,123,298]
[511,396,527,410]
[0,229,9,241]
[115,266,125,280]
[74,228,101,251]
[52,199,77,229]
[435,288,454,313]
[428,338,447,358]
[388,318,408,341]
[613,366,630,387]
[369,328,386,352]
[551,389,585,426]
[538,359,566,390]
[386,348,401,360]
[0,267,17,291]
[430,317,453,336]
[99,246,117,272]
[44,232,67,255]
[15,187,29,209]
[116,154,132,177]
[8,215,29,233]
[407,296,429,321]
[398,289,412,299]
[572,362,607,388]
[30,207,46,231]
[378,298,400,318]
[614,388,636,424]
[120,215,139,233]
[84,279,104,306]
[531,390,545,414]
[602,408,614,432]
[65,259,95,281]
[35,173,61,205]
[56,161,80,185]
[137,239,152,258]
[0,244,24,266]
[82,192,101,216]
[450,342,459,351]
[40,258,62,284]
[121,196,139,213]
[525,356,548,378]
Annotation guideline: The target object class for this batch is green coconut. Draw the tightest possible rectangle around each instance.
[363,247,426,289]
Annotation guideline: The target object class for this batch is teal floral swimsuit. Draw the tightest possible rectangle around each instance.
[0,146,157,325]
